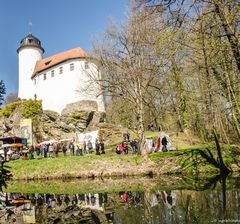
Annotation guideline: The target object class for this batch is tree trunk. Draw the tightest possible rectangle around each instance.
[136,74,147,155]
[213,130,231,174]
[214,2,240,72]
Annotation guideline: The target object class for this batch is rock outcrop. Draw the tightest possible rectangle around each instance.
[0,100,105,143]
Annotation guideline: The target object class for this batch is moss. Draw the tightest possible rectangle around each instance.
[66,118,79,125]
[71,111,87,119]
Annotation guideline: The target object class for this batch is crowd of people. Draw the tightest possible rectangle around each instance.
[1,129,171,161]
[67,139,105,156]
[39,139,105,158]
[115,139,138,155]
[115,131,139,155]
[10,139,106,160]
[31,130,139,158]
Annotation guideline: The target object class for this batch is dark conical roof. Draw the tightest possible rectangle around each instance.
[17,34,44,53]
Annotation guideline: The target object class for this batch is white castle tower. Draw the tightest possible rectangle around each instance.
[17,34,44,99]
[17,33,105,114]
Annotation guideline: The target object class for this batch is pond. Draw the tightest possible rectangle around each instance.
[0,174,240,223]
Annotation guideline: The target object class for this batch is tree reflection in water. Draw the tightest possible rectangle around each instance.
[0,174,239,223]
[0,161,12,191]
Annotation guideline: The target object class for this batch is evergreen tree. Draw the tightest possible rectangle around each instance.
[0,80,6,106]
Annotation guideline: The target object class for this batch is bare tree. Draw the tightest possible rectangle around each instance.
[89,8,168,154]
[4,93,18,105]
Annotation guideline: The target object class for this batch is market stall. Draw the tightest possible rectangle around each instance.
[0,136,27,161]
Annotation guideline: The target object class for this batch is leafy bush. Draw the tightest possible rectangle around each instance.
[20,100,42,118]
[0,101,21,117]
[0,100,42,118]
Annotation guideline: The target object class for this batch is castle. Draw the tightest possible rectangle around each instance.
[17,34,105,114]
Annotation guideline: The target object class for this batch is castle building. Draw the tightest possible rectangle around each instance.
[17,34,105,114]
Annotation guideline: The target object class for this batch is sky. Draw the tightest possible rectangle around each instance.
[0,0,129,95]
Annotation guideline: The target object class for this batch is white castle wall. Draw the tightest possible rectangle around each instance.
[18,47,43,99]
[33,59,105,114]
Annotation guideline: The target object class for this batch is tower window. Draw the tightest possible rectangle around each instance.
[85,61,89,69]
[70,63,74,71]
[43,73,46,80]
[59,67,63,74]
[51,70,54,77]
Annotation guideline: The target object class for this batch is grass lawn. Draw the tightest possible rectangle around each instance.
[7,135,239,180]
[8,152,145,180]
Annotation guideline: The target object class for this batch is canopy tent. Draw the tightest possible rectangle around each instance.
[155,133,172,152]
[0,136,27,144]
[11,143,24,147]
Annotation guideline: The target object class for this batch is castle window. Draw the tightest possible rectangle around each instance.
[85,61,89,69]
[43,73,46,80]
[59,66,63,74]
[70,63,74,71]
[51,70,54,77]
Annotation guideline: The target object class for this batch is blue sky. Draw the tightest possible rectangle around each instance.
[0,0,129,95]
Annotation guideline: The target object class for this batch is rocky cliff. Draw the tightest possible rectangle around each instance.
[0,100,105,144]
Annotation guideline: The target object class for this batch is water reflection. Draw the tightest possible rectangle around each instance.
[0,161,12,192]
[0,176,239,223]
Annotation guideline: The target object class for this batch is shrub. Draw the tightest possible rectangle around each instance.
[0,100,42,118]
[20,100,42,118]
[0,101,21,117]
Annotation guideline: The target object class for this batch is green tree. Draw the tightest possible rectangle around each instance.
[0,80,6,107]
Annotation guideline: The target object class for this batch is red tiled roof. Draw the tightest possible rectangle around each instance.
[32,47,89,78]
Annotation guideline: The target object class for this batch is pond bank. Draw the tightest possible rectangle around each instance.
[7,145,240,180]
[5,173,240,194]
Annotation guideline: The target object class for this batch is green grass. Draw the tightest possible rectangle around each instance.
[149,143,240,174]
[8,153,144,180]
[7,143,240,180]
[149,144,208,162]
